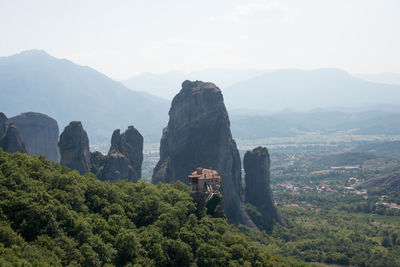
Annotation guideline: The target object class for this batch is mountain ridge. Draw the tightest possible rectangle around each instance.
[0,50,169,143]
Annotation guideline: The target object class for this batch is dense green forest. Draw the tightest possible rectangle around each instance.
[0,149,307,266]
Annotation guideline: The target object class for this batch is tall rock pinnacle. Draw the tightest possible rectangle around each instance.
[0,112,7,138]
[244,146,285,232]
[152,80,256,227]
[101,126,143,182]
[58,121,91,175]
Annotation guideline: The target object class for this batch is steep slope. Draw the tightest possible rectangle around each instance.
[8,112,59,162]
[224,68,400,111]
[152,80,256,228]
[0,50,169,142]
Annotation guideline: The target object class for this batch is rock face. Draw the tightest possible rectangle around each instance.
[0,123,28,154]
[101,126,143,182]
[0,112,7,138]
[8,112,59,162]
[152,80,256,227]
[58,121,91,175]
[244,146,284,232]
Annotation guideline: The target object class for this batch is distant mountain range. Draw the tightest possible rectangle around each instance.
[223,68,400,111]
[0,50,169,143]
[122,69,263,100]
[124,68,400,112]
[2,50,400,144]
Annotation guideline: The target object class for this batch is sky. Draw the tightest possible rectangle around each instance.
[1,0,399,80]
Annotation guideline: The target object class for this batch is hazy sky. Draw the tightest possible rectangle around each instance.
[1,0,399,80]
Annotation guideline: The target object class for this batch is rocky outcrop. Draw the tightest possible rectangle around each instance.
[0,112,7,138]
[58,121,91,175]
[152,80,256,227]
[244,147,284,232]
[356,171,400,190]
[8,112,59,162]
[0,123,28,154]
[100,126,143,182]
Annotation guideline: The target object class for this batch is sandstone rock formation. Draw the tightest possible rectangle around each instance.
[101,126,143,182]
[152,80,256,227]
[0,112,7,138]
[244,146,284,232]
[0,123,28,154]
[8,112,59,162]
[58,121,91,175]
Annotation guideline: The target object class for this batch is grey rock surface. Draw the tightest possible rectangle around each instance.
[8,112,59,162]
[244,146,285,232]
[58,121,91,174]
[0,123,28,154]
[0,112,7,138]
[101,126,143,182]
[152,80,256,227]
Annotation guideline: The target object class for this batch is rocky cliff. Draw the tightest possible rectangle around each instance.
[152,80,256,227]
[100,126,143,182]
[58,121,91,175]
[244,146,284,232]
[8,112,59,162]
[0,112,7,138]
[0,123,28,154]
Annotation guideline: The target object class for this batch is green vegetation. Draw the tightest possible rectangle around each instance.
[3,138,400,266]
[0,149,307,266]
[264,145,400,266]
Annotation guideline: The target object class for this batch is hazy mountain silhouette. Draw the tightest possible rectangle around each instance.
[122,68,263,99]
[223,68,400,111]
[122,71,186,100]
[0,50,169,143]
[355,72,400,86]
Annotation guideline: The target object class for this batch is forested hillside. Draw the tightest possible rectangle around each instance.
[0,149,306,266]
